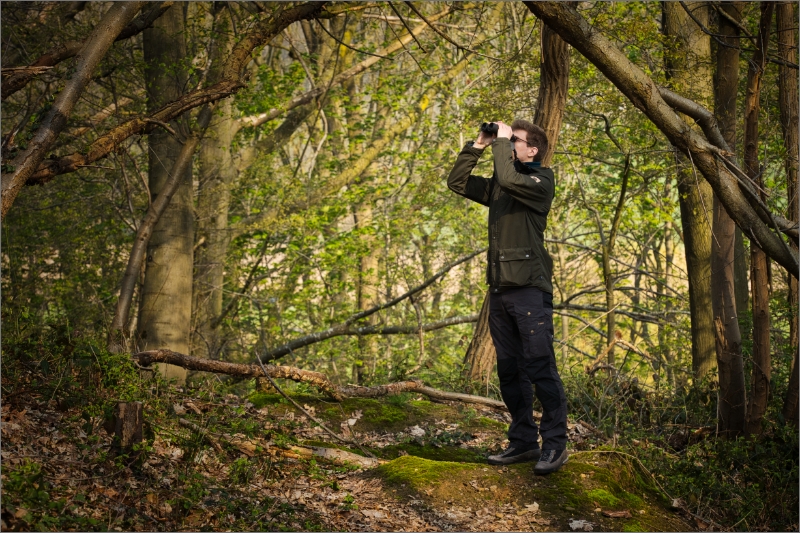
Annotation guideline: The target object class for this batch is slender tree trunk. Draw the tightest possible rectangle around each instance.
[657,219,676,388]
[603,156,630,366]
[662,1,716,382]
[136,5,193,384]
[712,1,746,436]
[778,1,799,425]
[193,100,236,360]
[356,200,380,381]
[193,9,236,360]
[744,2,775,435]
[463,18,570,385]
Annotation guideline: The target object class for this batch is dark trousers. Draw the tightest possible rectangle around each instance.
[488,287,568,451]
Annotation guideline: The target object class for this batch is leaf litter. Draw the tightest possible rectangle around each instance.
[1,386,690,531]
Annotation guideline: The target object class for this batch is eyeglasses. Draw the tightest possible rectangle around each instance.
[510,134,533,147]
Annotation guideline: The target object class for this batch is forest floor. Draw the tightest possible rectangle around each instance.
[0,378,695,532]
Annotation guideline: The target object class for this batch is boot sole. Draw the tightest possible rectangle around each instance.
[487,449,542,465]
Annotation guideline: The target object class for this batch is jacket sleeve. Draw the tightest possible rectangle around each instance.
[492,139,554,212]
[447,143,492,207]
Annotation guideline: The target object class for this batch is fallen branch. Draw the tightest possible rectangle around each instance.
[257,248,485,363]
[132,350,522,414]
[133,350,343,400]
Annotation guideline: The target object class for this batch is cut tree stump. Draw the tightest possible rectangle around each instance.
[112,401,143,455]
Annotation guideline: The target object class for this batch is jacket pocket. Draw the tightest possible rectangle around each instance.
[498,247,533,286]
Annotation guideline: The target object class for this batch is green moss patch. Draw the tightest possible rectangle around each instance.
[376,455,481,489]
[372,451,691,531]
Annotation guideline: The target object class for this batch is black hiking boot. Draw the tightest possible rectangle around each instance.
[487,444,541,465]
[533,449,569,475]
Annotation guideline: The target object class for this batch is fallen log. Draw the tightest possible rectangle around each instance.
[132,350,518,413]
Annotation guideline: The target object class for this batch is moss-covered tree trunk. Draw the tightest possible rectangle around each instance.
[193,9,236,361]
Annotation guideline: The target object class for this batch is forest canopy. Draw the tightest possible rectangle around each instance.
[1,2,798,531]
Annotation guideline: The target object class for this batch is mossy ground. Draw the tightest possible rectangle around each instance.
[249,390,691,531]
[372,453,688,532]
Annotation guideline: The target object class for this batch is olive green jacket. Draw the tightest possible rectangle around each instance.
[447,139,554,294]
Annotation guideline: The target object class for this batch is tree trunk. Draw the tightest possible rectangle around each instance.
[778,1,799,425]
[523,2,798,276]
[463,294,495,391]
[662,1,716,382]
[533,21,571,168]
[463,19,570,386]
[744,2,775,436]
[112,402,143,456]
[711,1,746,436]
[136,5,193,384]
[356,200,380,381]
[109,111,211,354]
[657,219,676,388]
[192,9,236,360]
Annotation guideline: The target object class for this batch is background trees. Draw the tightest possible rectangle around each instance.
[2,0,796,442]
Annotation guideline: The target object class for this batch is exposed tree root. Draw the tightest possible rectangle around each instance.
[132,349,513,412]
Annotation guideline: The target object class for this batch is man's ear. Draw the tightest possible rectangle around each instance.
[530,146,539,159]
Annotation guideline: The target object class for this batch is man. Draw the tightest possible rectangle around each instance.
[447,119,568,475]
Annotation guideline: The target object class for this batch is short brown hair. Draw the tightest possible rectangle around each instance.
[511,119,548,163]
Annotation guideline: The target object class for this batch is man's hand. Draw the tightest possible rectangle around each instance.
[495,121,512,139]
[474,129,496,150]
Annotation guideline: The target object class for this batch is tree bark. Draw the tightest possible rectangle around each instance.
[523,2,798,277]
[112,402,143,456]
[463,17,570,386]
[462,294,495,391]
[109,108,212,353]
[662,1,716,382]
[0,1,145,219]
[136,4,193,384]
[744,2,775,436]
[533,21,570,168]
[711,2,746,436]
[192,8,237,361]
[778,1,799,426]
[133,350,516,413]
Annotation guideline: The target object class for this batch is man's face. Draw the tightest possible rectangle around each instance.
[511,129,539,163]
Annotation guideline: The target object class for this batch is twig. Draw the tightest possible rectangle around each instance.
[387,2,426,52]
[315,19,390,59]
[254,357,376,459]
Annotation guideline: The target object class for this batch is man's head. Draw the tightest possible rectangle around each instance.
[510,119,548,163]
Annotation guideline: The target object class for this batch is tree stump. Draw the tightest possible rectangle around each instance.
[112,401,143,456]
